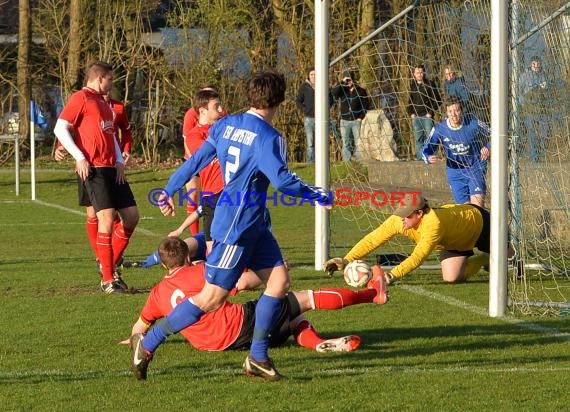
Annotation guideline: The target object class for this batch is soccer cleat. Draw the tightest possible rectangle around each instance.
[100,280,126,294]
[130,333,153,380]
[243,356,282,382]
[367,265,389,304]
[315,335,362,353]
[122,260,142,268]
[113,270,128,291]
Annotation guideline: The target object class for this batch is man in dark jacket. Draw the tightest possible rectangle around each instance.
[331,70,370,161]
[407,64,441,160]
[295,67,337,162]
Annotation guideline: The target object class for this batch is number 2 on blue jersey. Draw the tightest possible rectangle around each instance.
[225,145,240,183]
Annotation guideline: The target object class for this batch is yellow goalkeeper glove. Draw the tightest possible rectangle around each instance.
[323,257,348,277]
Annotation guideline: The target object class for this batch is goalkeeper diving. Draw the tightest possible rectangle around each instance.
[325,194,494,284]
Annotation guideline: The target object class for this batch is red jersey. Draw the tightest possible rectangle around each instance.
[183,106,228,139]
[107,98,133,153]
[183,124,224,195]
[183,107,199,139]
[139,264,244,351]
[58,87,116,167]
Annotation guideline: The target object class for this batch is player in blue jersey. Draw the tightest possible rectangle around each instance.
[130,70,331,381]
[422,97,490,207]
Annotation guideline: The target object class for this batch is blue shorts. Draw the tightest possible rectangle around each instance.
[447,167,487,203]
[193,232,207,261]
[204,229,284,290]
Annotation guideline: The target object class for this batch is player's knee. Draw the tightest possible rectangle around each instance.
[442,275,464,283]
[120,207,139,228]
[441,268,465,283]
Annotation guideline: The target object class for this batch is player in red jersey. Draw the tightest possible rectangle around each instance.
[182,85,227,235]
[54,92,135,274]
[125,237,388,356]
[54,61,139,294]
[183,89,224,246]
[105,94,133,166]
[55,92,133,163]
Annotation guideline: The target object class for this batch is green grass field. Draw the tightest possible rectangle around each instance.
[1,163,569,411]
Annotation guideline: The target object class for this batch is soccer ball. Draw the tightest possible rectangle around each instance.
[343,260,372,288]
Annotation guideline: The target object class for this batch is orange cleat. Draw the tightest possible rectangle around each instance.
[367,265,389,304]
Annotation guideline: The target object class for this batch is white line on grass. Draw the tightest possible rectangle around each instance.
[399,284,570,341]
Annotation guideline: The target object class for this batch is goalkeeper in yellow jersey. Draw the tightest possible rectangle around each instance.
[324,194,491,284]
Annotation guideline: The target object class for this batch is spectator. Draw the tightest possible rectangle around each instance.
[407,64,441,160]
[443,65,470,111]
[422,97,490,207]
[295,67,338,163]
[518,55,552,161]
[331,70,370,161]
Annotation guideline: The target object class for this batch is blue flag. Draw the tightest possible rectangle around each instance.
[30,100,48,130]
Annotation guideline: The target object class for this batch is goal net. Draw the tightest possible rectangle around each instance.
[327,0,570,315]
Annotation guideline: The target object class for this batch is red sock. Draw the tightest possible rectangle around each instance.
[112,214,121,232]
[97,232,114,282]
[186,203,200,234]
[312,288,376,309]
[112,223,134,267]
[294,319,323,349]
[86,217,98,256]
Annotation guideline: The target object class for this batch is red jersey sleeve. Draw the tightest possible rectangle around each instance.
[111,100,133,153]
[139,288,165,327]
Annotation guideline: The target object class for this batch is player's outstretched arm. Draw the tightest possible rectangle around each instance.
[164,140,217,197]
[323,257,348,276]
[168,208,201,237]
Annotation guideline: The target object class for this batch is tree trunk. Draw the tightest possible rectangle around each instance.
[17,0,31,147]
[67,0,82,92]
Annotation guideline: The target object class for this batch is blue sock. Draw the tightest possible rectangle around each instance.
[250,294,284,362]
[142,299,204,352]
[141,251,161,268]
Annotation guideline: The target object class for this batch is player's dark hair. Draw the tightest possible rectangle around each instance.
[193,89,220,112]
[247,70,286,109]
[199,83,218,92]
[85,60,113,81]
[306,67,315,78]
[158,237,189,269]
[445,96,462,108]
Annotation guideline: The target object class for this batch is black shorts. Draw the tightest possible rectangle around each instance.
[439,204,491,260]
[201,192,221,241]
[226,292,301,351]
[78,167,137,213]
[472,205,491,253]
